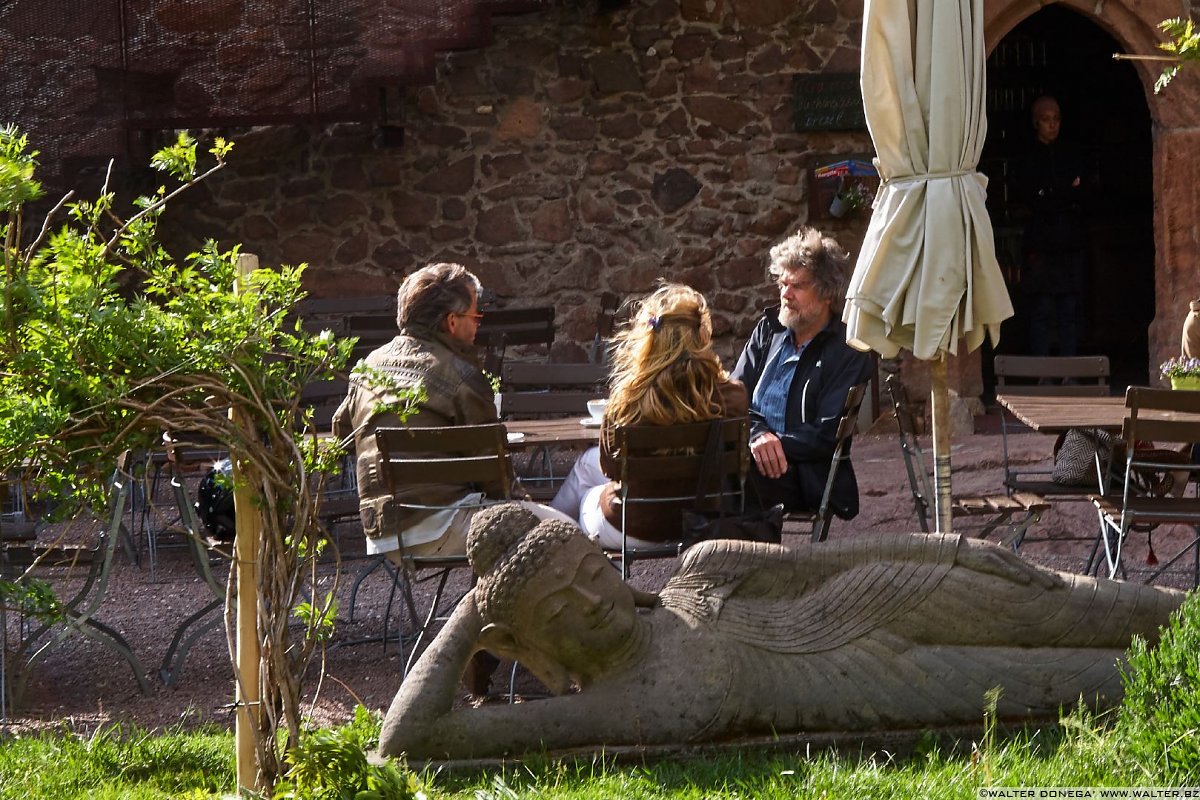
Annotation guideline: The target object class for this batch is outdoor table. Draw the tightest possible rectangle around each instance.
[503,417,601,450]
[996,393,1200,434]
[995,394,1128,434]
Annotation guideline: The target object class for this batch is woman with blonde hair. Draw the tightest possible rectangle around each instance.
[550,283,748,549]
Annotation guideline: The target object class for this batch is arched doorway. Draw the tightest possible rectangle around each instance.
[979,4,1154,394]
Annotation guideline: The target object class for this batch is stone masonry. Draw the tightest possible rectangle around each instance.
[160,0,877,363]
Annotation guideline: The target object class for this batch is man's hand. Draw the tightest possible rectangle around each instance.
[750,431,788,479]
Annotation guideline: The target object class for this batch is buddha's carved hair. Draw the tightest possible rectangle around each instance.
[467,503,579,621]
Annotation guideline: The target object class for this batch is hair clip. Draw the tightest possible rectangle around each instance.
[648,315,662,331]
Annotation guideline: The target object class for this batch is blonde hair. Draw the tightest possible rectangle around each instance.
[605,283,727,427]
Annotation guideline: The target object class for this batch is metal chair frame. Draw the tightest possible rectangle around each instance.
[613,416,750,579]
[993,354,1111,498]
[373,423,512,676]
[1088,387,1200,587]
[885,375,1048,550]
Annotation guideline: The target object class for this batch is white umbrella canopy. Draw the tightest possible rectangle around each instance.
[845,0,1012,360]
[843,0,1014,530]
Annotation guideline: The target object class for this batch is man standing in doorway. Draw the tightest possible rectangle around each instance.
[731,227,874,518]
[1018,94,1087,357]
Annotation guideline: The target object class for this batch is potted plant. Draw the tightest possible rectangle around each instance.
[829,180,874,218]
[1160,356,1200,390]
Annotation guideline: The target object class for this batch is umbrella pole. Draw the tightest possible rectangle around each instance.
[930,354,953,533]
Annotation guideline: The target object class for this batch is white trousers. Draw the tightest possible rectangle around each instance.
[550,446,664,551]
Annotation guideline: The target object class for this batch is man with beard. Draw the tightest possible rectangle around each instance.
[730,228,874,518]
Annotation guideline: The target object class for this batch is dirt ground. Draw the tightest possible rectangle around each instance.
[3,410,1196,735]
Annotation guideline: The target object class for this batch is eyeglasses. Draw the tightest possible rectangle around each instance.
[452,310,485,322]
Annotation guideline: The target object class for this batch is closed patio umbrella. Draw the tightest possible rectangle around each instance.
[843,0,1013,532]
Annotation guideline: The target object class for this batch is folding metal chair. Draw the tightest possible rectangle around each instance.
[612,416,750,579]
[1089,387,1200,587]
[373,423,513,675]
[477,306,556,375]
[885,375,1048,549]
[498,361,610,501]
[781,381,870,542]
[2,462,151,712]
[993,354,1111,497]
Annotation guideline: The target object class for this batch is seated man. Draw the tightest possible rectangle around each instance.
[332,262,568,562]
[377,503,1185,761]
[731,227,874,516]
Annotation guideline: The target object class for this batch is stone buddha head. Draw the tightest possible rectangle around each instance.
[467,504,639,692]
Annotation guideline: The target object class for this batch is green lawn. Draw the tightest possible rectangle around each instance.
[0,710,1164,799]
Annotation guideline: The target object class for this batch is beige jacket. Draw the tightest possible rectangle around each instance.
[332,326,500,549]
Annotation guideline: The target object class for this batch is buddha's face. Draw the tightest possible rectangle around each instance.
[514,537,637,670]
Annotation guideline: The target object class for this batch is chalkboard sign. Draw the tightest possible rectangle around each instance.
[792,73,866,132]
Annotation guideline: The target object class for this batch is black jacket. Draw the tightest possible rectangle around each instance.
[730,309,874,518]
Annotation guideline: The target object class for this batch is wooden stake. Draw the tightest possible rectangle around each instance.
[232,252,263,793]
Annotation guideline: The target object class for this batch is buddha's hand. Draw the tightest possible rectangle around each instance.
[957,538,1061,590]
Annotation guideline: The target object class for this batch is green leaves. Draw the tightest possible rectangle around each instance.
[150,131,199,180]
[274,707,424,800]
[0,125,43,210]
[0,127,353,783]
[1155,17,1200,93]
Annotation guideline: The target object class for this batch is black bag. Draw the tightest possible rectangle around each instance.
[196,458,237,542]
[679,420,784,547]
[680,503,785,547]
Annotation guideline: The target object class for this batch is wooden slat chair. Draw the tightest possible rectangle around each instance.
[590,291,622,364]
[612,416,750,579]
[1089,387,1200,587]
[993,354,1111,497]
[782,382,871,543]
[477,306,556,375]
[498,361,610,502]
[344,313,401,362]
[885,375,1048,551]
[1,464,151,711]
[373,424,513,675]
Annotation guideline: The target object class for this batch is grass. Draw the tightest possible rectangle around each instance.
[0,707,1162,800]
[430,713,1139,800]
[0,723,234,799]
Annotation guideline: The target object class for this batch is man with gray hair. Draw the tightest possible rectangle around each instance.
[333,262,568,562]
[731,228,874,517]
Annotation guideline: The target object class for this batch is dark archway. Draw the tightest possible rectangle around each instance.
[979,4,1154,395]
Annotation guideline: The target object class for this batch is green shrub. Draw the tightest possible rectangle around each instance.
[272,706,423,800]
[1116,590,1200,781]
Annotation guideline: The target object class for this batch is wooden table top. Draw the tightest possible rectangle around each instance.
[996,393,1200,434]
[504,417,601,449]
[995,394,1128,433]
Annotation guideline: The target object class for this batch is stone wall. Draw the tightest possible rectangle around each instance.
[163,0,876,362]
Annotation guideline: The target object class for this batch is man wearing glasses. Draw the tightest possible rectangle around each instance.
[731,228,874,518]
[334,262,567,562]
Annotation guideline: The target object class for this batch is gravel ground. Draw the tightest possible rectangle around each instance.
[3,413,1195,735]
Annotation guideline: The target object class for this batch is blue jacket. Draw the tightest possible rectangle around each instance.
[730,309,874,518]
